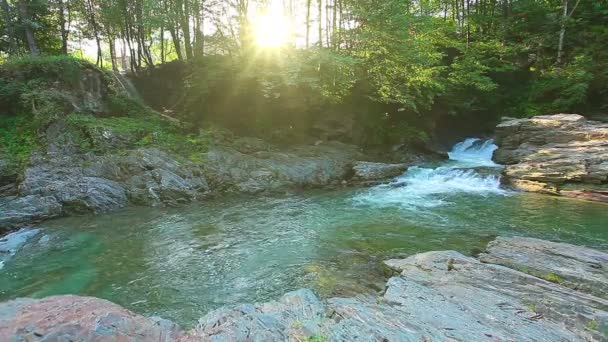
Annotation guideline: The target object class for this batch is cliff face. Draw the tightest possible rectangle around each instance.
[494,114,608,202]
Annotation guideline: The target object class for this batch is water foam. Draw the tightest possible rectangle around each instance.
[354,138,506,209]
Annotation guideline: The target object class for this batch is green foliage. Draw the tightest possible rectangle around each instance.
[527,55,595,116]
[65,113,216,162]
[1,55,84,87]
[0,115,40,170]
[0,56,90,118]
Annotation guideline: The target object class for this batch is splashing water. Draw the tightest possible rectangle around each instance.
[448,138,499,167]
[354,138,506,209]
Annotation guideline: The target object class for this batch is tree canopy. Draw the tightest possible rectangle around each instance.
[1,0,607,145]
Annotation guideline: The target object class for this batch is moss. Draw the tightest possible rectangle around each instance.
[586,320,599,331]
[65,113,214,161]
[545,272,563,284]
[307,336,327,342]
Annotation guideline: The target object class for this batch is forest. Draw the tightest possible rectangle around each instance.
[1,0,607,145]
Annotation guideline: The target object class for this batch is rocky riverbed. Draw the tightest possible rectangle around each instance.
[1,236,606,341]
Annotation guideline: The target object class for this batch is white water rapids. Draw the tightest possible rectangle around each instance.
[354,138,506,208]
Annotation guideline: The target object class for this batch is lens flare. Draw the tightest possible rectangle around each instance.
[251,10,291,48]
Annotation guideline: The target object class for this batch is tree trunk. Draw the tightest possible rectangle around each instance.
[0,0,16,53]
[58,0,70,54]
[305,0,311,48]
[179,0,193,59]
[18,0,39,55]
[169,24,183,60]
[557,0,567,64]
[317,0,322,47]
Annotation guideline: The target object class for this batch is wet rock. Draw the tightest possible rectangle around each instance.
[383,250,608,341]
[351,161,408,181]
[494,114,608,202]
[19,164,128,214]
[188,289,326,341]
[0,195,62,230]
[0,228,41,269]
[202,141,361,193]
[480,236,608,300]
[0,296,182,341]
[9,148,208,223]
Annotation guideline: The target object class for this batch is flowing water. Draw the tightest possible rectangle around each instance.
[1,139,607,327]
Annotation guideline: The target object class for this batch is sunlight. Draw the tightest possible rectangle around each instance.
[251,8,292,48]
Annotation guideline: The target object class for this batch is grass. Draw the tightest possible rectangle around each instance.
[66,113,218,162]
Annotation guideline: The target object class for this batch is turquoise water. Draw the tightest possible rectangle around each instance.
[1,190,606,327]
[1,140,607,327]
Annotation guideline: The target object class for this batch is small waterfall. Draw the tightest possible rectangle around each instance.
[354,138,505,209]
[112,72,143,103]
[448,138,499,166]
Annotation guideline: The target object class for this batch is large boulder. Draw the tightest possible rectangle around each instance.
[0,195,62,230]
[493,114,608,202]
[0,296,182,341]
[202,140,361,193]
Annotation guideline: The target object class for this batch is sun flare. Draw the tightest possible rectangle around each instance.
[251,11,292,48]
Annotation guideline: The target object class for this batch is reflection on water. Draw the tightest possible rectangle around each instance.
[0,189,607,327]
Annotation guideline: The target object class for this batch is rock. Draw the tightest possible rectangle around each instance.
[187,289,326,341]
[493,114,608,202]
[0,296,182,341]
[351,161,408,181]
[0,195,62,230]
[19,164,128,214]
[8,148,209,224]
[479,236,608,300]
[0,228,41,269]
[202,141,361,193]
[381,251,608,341]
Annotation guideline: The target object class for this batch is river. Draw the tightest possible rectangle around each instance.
[1,139,606,327]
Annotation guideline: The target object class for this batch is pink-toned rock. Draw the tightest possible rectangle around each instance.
[0,295,183,341]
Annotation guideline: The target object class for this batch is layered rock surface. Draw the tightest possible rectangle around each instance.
[1,237,606,341]
[494,114,608,202]
[0,132,364,230]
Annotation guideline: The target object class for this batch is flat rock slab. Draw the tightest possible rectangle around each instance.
[384,250,608,341]
[480,236,608,300]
